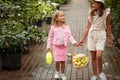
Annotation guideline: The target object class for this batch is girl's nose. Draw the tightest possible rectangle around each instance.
[92,4,95,8]
[63,17,65,19]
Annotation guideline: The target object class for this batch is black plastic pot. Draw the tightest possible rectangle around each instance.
[56,5,60,10]
[0,49,22,70]
[63,0,67,4]
[46,17,52,24]
[36,20,43,27]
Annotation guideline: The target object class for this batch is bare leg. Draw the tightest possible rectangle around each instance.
[91,51,97,75]
[61,61,65,73]
[96,50,103,74]
[56,61,60,71]
[60,61,67,79]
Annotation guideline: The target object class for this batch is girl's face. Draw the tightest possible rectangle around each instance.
[56,12,65,23]
[91,1,100,10]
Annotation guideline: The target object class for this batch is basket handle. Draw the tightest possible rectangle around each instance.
[71,44,89,56]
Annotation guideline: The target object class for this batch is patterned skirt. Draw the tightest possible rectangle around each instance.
[53,45,67,61]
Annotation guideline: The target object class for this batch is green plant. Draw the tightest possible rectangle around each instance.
[105,0,120,48]
[52,0,63,5]
[0,0,48,53]
[45,1,56,18]
[27,26,47,43]
[0,21,28,52]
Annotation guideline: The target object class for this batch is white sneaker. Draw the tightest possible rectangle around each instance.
[91,75,98,80]
[60,73,67,80]
[54,71,60,79]
[98,72,107,80]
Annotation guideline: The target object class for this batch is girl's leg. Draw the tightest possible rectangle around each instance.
[91,51,97,75]
[96,50,103,74]
[97,50,107,80]
[56,61,61,71]
[61,61,65,73]
[61,61,67,80]
[55,61,61,79]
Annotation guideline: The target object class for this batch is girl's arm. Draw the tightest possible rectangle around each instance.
[106,14,112,46]
[68,27,77,44]
[47,26,54,51]
[79,20,91,45]
[79,9,91,45]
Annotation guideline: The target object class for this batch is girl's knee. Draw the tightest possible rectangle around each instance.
[56,61,61,64]
[96,51,102,59]
[91,51,97,61]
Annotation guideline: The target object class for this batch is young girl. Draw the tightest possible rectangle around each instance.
[79,0,112,80]
[46,10,78,80]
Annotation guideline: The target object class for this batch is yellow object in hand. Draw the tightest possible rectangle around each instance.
[46,51,52,64]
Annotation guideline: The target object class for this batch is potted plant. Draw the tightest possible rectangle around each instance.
[0,21,28,70]
[35,1,46,27]
[52,0,62,10]
[27,26,47,43]
[0,1,48,70]
[45,2,56,24]
[52,0,63,5]
[25,1,46,27]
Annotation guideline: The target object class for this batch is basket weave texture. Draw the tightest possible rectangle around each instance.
[72,54,89,69]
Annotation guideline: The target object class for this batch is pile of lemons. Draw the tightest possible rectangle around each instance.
[72,54,89,68]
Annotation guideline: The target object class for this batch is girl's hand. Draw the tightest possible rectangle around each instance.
[79,40,84,46]
[107,38,112,47]
[74,42,79,47]
[46,48,50,53]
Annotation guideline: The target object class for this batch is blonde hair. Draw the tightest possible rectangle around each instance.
[52,10,66,26]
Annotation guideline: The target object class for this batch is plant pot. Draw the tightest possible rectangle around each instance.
[63,0,67,4]
[56,5,60,10]
[0,49,22,70]
[46,17,52,24]
[36,20,43,27]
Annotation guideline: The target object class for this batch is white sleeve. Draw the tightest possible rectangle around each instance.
[104,8,110,28]
[88,9,91,22]
[105,8,110,18]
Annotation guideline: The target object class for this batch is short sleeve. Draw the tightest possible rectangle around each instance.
[88,9,91,22]
[105,8,110,18]
[104,8,110,28]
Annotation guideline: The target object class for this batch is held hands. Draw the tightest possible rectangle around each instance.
[79,40,84,46]
[73,42,79,47]
[74,40,84,47]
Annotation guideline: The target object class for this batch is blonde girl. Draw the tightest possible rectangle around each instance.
[46,10,78,80]
[79,0,112,80]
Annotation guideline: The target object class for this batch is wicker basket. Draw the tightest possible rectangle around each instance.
[71,45,89,69]
[72,54,89,69]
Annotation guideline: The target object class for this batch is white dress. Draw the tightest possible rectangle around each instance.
[87,8,110,51]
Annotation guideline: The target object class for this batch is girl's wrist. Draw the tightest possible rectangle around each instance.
[80,39,84,42]
[46,48,50,52]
